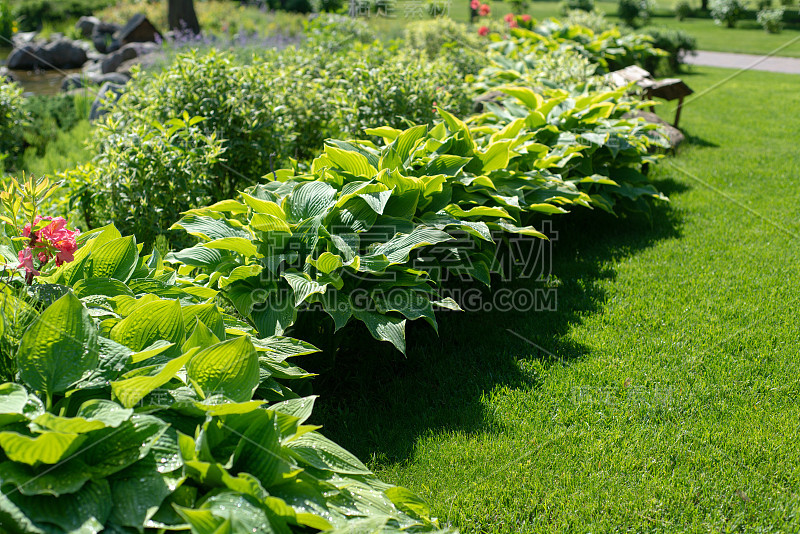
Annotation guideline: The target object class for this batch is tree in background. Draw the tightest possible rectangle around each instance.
[168,0,200,35]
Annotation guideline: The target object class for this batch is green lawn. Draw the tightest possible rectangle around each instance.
[311,66,800,532]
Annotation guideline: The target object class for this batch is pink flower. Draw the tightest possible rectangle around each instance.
[504,13,514,22]
[479,3,490,15]
[17,248,39,277]
[521,14,531,21]
[471,0,480,9]
[39,218,80,266]
[508,19,518,27]
[478,25,489,36]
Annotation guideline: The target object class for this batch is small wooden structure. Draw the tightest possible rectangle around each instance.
[115,14,162,45]
[608,66,693,128]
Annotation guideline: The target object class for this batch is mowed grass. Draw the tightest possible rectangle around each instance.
[311,66,800,532]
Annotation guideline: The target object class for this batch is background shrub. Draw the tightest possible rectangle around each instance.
[13,0,114,31]
[674,0,694,19]
[710,0,745,27]
[0,81,29,172]
[618,0,654,26]
[642,27,697,73]
[757,6,784,32]
[404,18,489,78]
[561,0,596,13]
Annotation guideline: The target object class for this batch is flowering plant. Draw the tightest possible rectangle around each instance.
[0,174,80,284]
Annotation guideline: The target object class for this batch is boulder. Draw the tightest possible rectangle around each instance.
[116,51,165,76]
[625,111,686,149]
[76,16,101,38]
[7,38,88,70]
[61,71,130,92]
[92,21,122,54]
[11,32,37,47]
[90,82,125,122]
[115,14,162,45]
[101,42,159,74]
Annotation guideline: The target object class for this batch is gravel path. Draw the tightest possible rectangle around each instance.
[685,50,800,74]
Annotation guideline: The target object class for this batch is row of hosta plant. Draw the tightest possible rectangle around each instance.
[0,176,449,533]
[168,87,668,354]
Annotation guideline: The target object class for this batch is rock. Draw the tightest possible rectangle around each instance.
[7,38,88,70]
[90,82,125,122]
[116,51,165,76]
[11,32,37,47]
[92,21,122,54]
[61,73,85,91]
[100,42,159,74]
[472,90,504,113]
[61,71,130,92]
[625,111,686,149]
[76,16,101,38]
[115,13,162,45]
[42,39,88,69]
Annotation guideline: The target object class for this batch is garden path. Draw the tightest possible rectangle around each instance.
[686,49,800,74]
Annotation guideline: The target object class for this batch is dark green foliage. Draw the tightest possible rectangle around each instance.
[13,0,114,31]
[642,27,698,73]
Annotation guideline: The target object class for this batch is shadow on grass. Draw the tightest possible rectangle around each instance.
[304,179,687,465]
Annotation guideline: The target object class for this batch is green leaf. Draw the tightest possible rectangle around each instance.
[0,430,85,465]
[203,237,259,258]
[112,351,194,409]
[16,292,99,398]
[79,415,169,477]
[324,144,377,178]
[352,309,406,353]
[283,272,327,307]
[110,299,185,352]
[73,277,134,299]
[0,459,91,496]
[187,337,259,402]
[286,432,371,475]
[85,236,139,283]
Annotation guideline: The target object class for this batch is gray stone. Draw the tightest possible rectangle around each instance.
[92,21,122,54]
[100,42,159,74]
[11,32,37,47]
[90,82,125,122]
[61,71,130,92]
[116,51,165,76]
[7,38,88,70]
[76,16,101,38]
[625,111,686,149]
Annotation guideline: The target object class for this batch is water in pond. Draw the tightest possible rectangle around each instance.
[1,47,80,96]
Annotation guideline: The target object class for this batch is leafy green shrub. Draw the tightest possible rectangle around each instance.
[21,92,92,160]
[13,0,114,31]
[0,81,29,173]
[757,6,784,32]
[63,113,226,247]
[404,18,489,78]
[642,27,698,73]
[0,177,448,533]
[561,0,596,13]
[618,0,654,26]
[562,9,614,32]
[710,0,745,27]
[0,0,15,42]
[675,0,694,19]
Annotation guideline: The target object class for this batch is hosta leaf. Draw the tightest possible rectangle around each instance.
[251,213,293,234]
[73,277,133,299]
[0,384,44,427]
[182,302,226,340]
[477,139,514,173]
[393,124,427,163]
[271,396,317,426]
[283,272,327,307]
[0,430,85,465]
[110,299,185,352]
[79,415,169,477]
[324,144,377,178]
[500,86,543,110]
[352,309,406,353]
[0,459,91,496]
[285,181,336,222]
[85,236,138,282]
[187,337,259,403]
[16,292,99,398]
[229,412,297,487]
[9,479,112,533]
[371,227,452,265]
[286,432,371,475]
[108,469,173,527]
[203,237,259,258]
[167,245,227,268]
[112,351,194,409]
[171,214,251,241]
[241,193,287,219]
[183,320,221,352]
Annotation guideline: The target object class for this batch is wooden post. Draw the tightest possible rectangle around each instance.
[673,96,685,128]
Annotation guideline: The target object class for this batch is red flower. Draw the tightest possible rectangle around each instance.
[504,13,514,22]
[17,248,39,277]
[470,0,480,9]
[508,19,518,27]
[39,217,80,266]
[479,3,490,15]
[478,25,489,36]
[521,14,531,21]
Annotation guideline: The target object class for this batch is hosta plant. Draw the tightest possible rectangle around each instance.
[0,178,447,533]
